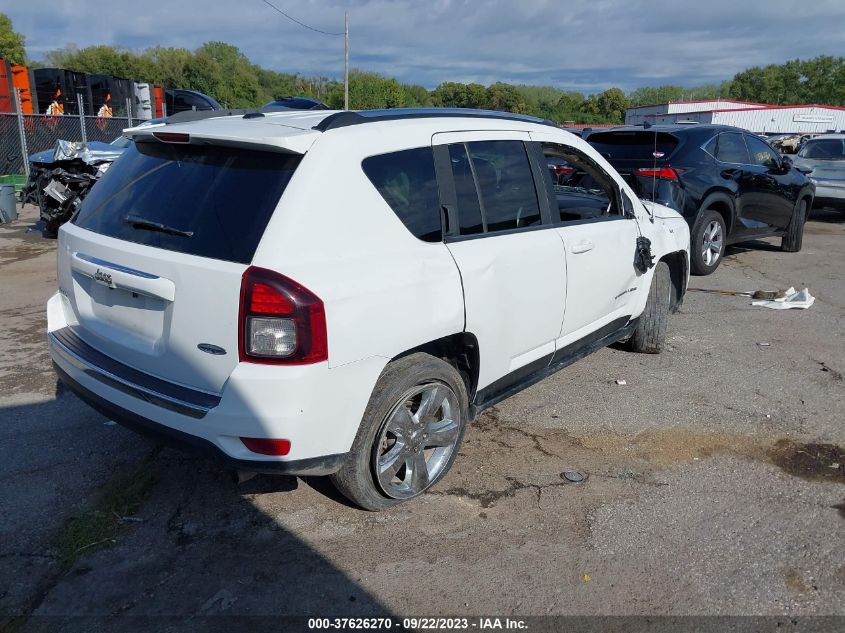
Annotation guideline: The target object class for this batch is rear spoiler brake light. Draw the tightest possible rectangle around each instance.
[153,132,191,143]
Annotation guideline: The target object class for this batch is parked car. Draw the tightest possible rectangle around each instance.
[767,133,816,154]
[261,96,328,111]
[587,124,814,275]
[792,134,845,210]
[47,108,690,510]
[165,89,222,115]
[546,155,574,184]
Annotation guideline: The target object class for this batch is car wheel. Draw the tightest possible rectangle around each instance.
[628,260,671,354]
[781,199,807,252]
[331,353,468,511]
[690,209,726,275]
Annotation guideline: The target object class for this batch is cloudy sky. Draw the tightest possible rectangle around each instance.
[7,0,845,92]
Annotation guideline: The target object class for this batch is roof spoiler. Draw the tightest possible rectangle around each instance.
[163,108,265,124]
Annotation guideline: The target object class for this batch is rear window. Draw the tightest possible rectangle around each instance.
[73,141,300,264]
[799,139,845,160]
[588,131,679,162]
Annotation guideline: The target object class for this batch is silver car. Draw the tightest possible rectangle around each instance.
[792,134,845,210]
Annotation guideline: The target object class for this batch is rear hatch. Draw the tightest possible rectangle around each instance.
[588,130,685,210]
[58,129,305,394]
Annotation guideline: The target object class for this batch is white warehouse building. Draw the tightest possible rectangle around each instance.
[624,99,845,134]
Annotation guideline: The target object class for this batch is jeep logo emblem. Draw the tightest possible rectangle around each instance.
[93,269,113,285]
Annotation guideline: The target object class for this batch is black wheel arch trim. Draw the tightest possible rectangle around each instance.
[696,190,736,235]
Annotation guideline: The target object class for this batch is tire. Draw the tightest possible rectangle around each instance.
[330,353,469,511]
[690,209,726,276]
[781,198,807,252]
[628,261,671,354]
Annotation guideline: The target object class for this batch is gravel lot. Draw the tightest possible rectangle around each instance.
[1,203,843,630]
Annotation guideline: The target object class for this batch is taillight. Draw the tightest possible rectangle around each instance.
[238,267,328,364]
[553,165,575,176]
[637,166,683,181]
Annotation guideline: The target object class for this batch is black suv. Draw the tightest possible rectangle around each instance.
[587,124,815,274]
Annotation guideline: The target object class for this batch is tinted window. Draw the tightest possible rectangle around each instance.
[799,138,845,160]
[542,142,617,222]
[745,135,780,169]
[588,131,679,161]
[715,133,750,164]
[466,140,540,232]
[362,147,441,242]
[73,142,300,264]
[448,144,484,235]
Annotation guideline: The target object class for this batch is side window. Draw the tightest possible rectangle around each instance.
[186,94,212,111]
[362,147,442,242]
[172,94,188,112]
[715,133,750,164]
[465,140,541,232]
[541,142,619,223]
[745,135,781,169]
[448,144,485,235]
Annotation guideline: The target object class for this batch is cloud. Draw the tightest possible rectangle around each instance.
[7,0,845,92]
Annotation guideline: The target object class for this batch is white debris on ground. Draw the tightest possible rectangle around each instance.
[751,287,815,310]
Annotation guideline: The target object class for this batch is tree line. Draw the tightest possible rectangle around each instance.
[2,13,844,124]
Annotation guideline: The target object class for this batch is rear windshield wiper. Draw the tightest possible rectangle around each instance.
[124,214,194,237]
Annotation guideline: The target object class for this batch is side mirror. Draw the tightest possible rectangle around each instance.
[780,155,793,170]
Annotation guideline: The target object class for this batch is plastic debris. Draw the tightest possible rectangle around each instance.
[752,287,815,310]
[561,470,587,483]
[757,342,772,347]
[615,379,627,385]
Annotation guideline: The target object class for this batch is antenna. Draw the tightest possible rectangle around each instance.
[648,129,657,221]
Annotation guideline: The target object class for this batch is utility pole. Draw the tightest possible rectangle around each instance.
[344,11,349,110]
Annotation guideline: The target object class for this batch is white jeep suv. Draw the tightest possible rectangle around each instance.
[47,108,690,510]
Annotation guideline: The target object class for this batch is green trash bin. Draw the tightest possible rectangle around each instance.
[0,184,17,223]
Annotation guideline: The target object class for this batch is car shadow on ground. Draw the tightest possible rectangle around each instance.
[808,207,845,224]
[1,390,397,632]
[725,239,782,257]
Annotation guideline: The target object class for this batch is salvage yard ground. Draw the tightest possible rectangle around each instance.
[1,204,843,628]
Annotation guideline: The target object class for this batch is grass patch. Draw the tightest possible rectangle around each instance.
[57,458,158,569]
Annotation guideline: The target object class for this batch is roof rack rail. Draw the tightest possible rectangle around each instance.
[164,108,264,124]
[313,108,559,132]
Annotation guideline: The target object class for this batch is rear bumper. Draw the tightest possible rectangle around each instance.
[812,184,845,208]
[53,360,346,475]
[47,290,387,472]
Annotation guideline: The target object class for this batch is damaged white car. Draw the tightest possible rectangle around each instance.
[47,108,690,509]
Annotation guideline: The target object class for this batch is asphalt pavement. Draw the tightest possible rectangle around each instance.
[1,204,843,630]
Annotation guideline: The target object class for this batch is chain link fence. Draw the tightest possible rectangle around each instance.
[1,112,134,176]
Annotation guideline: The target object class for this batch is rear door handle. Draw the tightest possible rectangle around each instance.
[570,240,595,254]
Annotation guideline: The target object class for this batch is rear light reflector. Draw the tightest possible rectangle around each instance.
[239,267,328,364]
[240,437,291,456]
[637,166,683,181]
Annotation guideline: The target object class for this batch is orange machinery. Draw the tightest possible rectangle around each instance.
[0,58,36,114]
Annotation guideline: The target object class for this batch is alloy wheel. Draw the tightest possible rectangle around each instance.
[372,382,462,499]
[701,220,723,266]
